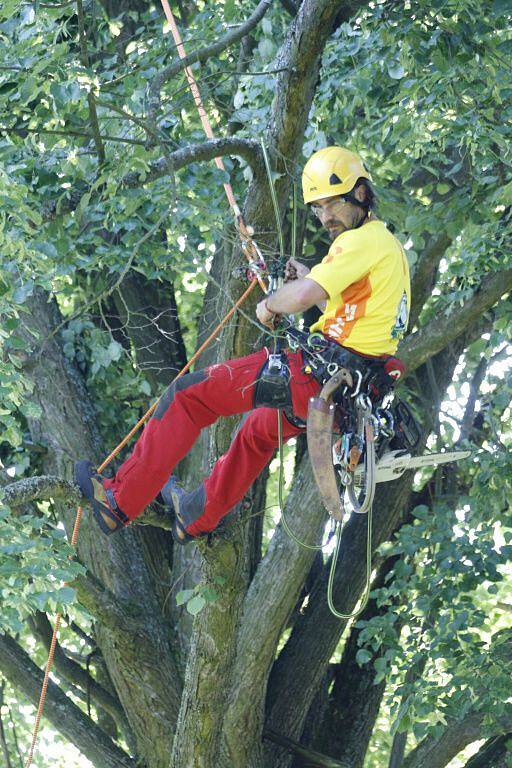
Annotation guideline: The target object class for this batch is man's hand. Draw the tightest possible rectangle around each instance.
[256,298,279,328]
[285,257,310,282]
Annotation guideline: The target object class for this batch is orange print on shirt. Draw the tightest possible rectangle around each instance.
[324,275,372,344]
[321,245,341,265]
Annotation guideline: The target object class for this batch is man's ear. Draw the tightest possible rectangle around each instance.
[354,182,367,204]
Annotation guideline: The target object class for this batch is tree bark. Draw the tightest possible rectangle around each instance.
[305,558,401,768]
[463,735,512,768]
[112,269,187,392]
[15,289,182,768]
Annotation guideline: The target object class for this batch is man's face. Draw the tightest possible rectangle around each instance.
[310,195,355,240]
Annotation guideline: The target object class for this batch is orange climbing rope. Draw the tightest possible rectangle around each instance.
[158,0,267,288]
[25,3,268,764]
[24,508,82,768]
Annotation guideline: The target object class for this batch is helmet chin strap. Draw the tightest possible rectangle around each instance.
[341,192,370,229]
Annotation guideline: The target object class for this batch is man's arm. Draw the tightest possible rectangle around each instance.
[267,278,328,313]
[256,277,328,326]
[284,258,327,313]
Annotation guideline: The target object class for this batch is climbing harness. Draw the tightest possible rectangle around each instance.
[254,350,292,410]
[273,335,385,619]
[272,324,469,620]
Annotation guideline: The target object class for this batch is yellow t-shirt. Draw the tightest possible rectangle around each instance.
[306,219,411,356]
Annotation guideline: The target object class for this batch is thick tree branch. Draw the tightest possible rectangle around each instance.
[72,573,149,634]
[463,734,512,768]
[400,268,512,373]
[409,232,452,329]
[28,612,129,734]
[44,137,264,218]
[2,476,80,508]
[220,456,327,765]
[125,136,264,186]
[1,472,170,531]
[0,634,135,768]
[403,711,512,768]
[149,0,274,120]
[263,729,349,767]
[303,557,401,768]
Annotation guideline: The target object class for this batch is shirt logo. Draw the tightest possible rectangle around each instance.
[391,291,408,339]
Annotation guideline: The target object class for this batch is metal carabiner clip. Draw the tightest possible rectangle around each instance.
[356,393,372,415]
[350,370,363,398]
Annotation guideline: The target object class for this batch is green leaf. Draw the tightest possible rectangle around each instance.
[387,61,405,79]
[108,341,122,362]
[20,401,42,419]
[202,586,219,603]
[176,589,194,606]
[12,280,35,304]
[224,0,235,21]
[356,648,372,666]
[57,586,76,604]
[186,595,206,615]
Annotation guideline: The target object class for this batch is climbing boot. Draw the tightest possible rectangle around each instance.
[160,476,201,546]
[74,460,128,535]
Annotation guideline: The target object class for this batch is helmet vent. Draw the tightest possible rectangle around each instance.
[329,173,342,185]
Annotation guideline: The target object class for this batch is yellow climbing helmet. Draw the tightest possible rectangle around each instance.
[302,146,372,204]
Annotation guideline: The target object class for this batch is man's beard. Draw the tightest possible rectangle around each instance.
[326,221,345,240]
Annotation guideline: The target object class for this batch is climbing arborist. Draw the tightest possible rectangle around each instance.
[75,146,411,543]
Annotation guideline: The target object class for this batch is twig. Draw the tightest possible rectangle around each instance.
[149,0,273,120]
[0,125,149,146]
[37,211,170,354]
[76,0,105,164]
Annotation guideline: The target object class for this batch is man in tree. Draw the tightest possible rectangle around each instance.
[75,146,411,543]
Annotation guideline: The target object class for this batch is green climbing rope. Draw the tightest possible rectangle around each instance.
[276,409,374,620]
[277,409,325,551]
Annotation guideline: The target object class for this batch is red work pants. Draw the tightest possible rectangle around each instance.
[105,348,320,536]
